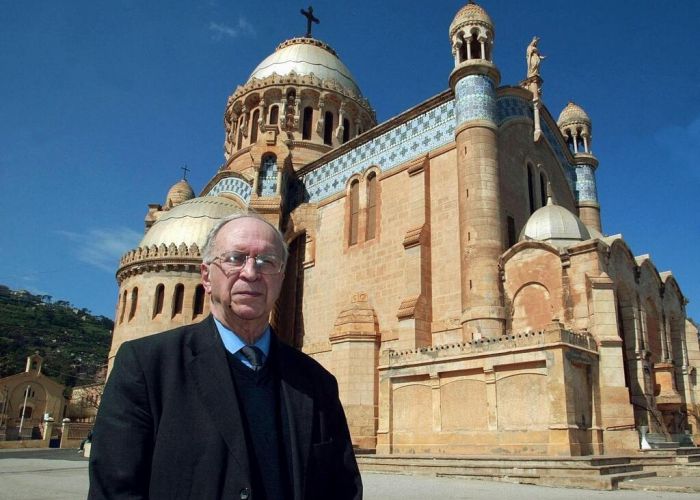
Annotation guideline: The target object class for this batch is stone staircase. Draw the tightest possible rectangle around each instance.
[357,449,700,490]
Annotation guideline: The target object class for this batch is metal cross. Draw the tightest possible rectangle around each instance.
[300,6,319,37]
[181,164,190,180]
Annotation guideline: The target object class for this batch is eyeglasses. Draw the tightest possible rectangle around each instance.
[210,251,284,275]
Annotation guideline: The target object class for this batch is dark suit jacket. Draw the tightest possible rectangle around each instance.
[88,316,362,500]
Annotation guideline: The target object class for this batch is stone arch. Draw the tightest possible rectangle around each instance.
[512,282,552,332]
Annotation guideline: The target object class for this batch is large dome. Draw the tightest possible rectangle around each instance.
[140,197,241,249]
[247,37,362,96]
[520,197,591,249]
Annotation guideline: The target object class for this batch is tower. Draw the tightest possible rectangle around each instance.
[448,2,505,339]
[557,102,602,233]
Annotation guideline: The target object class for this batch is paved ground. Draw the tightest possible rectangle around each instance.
[0,448,698,499]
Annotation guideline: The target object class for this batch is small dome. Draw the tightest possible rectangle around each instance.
[450,1,494,37]
[520,197,591,249]
[140,197,241,249]
[248,37,362,97]
[557,102,591,128]
[165,179,195,208]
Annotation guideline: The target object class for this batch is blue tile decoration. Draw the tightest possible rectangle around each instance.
[300,91,588,204]
[206,176,252,204]
[574,164,598,202]
[497,96,533,124]
[260,155,278,196]
[454,75,497,125]
[303,100,455,202]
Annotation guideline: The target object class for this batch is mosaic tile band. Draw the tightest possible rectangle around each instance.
[454,75,497,125]
[206,176,252,204]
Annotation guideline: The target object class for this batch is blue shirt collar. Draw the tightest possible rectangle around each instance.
[213,317,271,363]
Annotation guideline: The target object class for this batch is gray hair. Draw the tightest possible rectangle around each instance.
[201,211,289,267]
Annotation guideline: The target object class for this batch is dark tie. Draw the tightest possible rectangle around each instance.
[240,345,264,371]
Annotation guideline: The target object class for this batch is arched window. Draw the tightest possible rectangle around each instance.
[458,33,468,62]
[469,32,480,59]
[258,154,278,196]
[153,284,164,318]
[172,284,184,317]
[128,287,138,321]
[269,105,279,125]
[349,179,360,245]
[193,284,205,318]
[342,117,350,143]
[539,172,547,207]
[366,172,378,240]
[302,107,313,140]
[19,406,32,419]
[237,115,245,149]
[527,164,535,214]
[507,215,516,248]
[250,109,260,144]
[119,290,127,324]
[323,111,334,146]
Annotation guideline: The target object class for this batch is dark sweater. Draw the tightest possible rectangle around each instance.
[226,350,291,500]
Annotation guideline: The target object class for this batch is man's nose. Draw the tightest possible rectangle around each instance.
[238,256,260,279]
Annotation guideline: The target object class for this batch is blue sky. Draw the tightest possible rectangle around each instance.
[1,0,698,323]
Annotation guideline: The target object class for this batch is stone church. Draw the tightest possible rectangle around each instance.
[109,2,700,456]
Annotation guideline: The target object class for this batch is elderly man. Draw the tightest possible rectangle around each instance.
[89,213,362,500]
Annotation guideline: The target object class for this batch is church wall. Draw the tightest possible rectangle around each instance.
[378,328,599,455]
[427,147,463,345]
[502,245,564,332]
[498,121,578,245]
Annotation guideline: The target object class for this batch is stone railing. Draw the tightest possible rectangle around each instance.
[119,242,202,266]
[385,324,597,365]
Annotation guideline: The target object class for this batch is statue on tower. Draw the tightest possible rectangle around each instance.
[526,36,545,78]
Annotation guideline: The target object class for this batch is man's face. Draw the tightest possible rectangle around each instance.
[201,217,285,339]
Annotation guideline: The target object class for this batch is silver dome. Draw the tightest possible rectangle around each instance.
[520,197,591,249]
[140,197,241,249]
[248,38,362,96]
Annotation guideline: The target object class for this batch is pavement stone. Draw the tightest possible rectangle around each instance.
[1,449,698,499]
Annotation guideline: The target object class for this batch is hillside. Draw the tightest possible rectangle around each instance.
[0,285,113,387]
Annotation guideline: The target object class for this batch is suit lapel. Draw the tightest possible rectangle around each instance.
[275,338,314,500]
[186,316,249,477]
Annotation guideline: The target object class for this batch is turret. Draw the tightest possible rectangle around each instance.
[558,102,602,233]
[449,1,505,340]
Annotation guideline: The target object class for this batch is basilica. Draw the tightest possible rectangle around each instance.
[108,2,700,455]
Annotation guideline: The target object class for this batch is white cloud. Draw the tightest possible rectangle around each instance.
[57,227,143,273]
[209,17,255,40]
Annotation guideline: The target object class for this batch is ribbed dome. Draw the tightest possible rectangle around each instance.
[140,197,241,249]
[248,37,362,96]
[557,102,591,127]
[165,179,195,208]
[450,1,493,37]
[520,197,591,249]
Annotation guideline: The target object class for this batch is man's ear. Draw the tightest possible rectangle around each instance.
[200,263,212,293]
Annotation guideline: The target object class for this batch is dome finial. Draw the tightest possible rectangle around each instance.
[546,181,553,206]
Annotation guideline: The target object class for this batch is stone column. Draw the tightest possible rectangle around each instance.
[587,274,639,452]
[330,292,380,450]
[450,64,505,340]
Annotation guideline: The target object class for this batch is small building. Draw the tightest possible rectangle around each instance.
[0,354,67,440]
